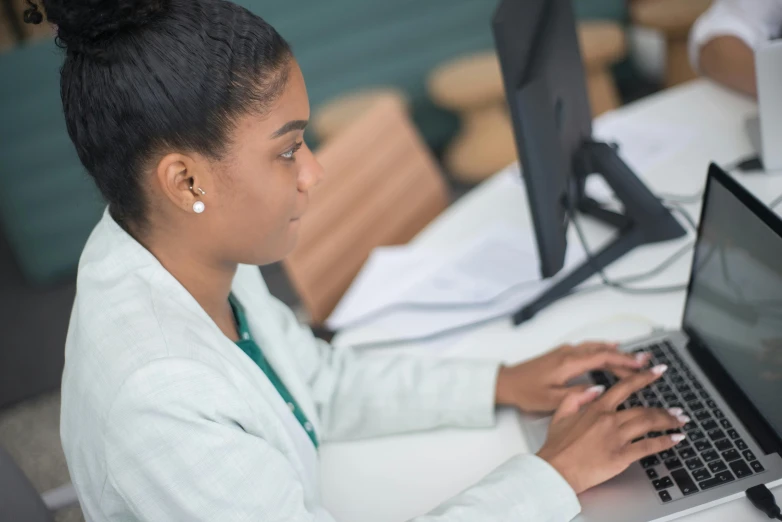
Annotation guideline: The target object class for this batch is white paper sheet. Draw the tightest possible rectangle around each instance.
[326,224,586,343]
[592,114,696,177]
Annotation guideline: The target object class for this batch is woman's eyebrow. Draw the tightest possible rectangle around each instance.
[271,119,308,138]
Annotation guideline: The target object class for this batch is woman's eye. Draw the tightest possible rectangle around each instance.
[281,141,303,160]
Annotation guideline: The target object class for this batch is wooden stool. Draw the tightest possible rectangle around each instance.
[311,87,410,143]
[631,0,713,88]
[428,22,627,184]
[579,21,626,117]
[427,51,514,184]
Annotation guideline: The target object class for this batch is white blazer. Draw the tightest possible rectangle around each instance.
[60,209,581,521]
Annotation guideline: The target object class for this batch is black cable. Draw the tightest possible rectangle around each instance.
[569,208,689,295]
[746,484,781,519]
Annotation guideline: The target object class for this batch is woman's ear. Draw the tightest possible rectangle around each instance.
[155,153,210,213]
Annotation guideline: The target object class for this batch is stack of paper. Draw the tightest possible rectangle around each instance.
[326,225,585,345]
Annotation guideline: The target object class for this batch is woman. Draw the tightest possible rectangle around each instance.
[25,1,687,520]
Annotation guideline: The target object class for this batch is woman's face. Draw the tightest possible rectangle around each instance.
[192,60,324,267]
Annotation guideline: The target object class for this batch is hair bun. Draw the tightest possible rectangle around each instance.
[25,0,169,55]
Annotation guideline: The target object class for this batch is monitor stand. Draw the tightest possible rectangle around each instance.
[512,140,687,326]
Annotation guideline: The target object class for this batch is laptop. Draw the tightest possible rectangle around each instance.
[747,39,782,172]
[521,163,782,521]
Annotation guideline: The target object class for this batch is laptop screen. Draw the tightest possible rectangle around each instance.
[683,171,782,439]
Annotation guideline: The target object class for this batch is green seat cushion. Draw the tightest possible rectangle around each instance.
[0,0,631,286]
[0,41,105,286]
[234,0,497,151]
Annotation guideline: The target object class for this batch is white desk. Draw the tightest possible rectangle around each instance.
[320,80,782,522]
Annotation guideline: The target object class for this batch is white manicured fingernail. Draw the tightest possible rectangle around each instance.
[652,364,668,375]
[667,407,683,416]
[635,353,649,363]
[671,434,686,443]
[677,415,691,424]
[587,385,605,395]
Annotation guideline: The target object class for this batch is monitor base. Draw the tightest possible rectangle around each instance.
[512,141,687,326]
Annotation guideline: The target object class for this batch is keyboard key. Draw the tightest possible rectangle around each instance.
[694,440,712,452]
[692,468,711,481]
[699,471,735,490]
[722,449,740,462]
[686,457,704,471]
[713,409,725,419]
[657,384,672,394]
[678,447,696,459]
[647,468,659,479]
[682,392,698,403]
[751,461,765,473]
[643,389,657,400]
[735,439,748,451]
[699,390,710,400]
[653,476,674,491]
[641,456,660,468]
[591,371,610,385]
[662,393,678,404]
[649,431,663,438]
[709,461,728,473]
[714,439,733,452]
[720,419,732,430]
[708,429,726,441]
[617,404,626,411]
[742,450,756,462]
[689,401,705,412]
[727,429,740,440]
[701,420,718,431]
[659,490,672,503]
[675,439,691,450]
[702,450,719,463]
[671,469,699,496]
[659,450,676,460]
[649,400,663,408]
[729,460,753,478]
[706,400,717,409]
[675,383,690,393]
[632,436,645,443]
[690,430,705,442]
[665,458,683,470]
[683,421,698,432]
[695,410,712,422]
[630,399,643,407]
[693,381,704,390]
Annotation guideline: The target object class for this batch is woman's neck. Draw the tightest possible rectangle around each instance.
[133,226,240,341]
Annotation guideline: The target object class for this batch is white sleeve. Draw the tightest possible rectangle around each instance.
[689,0,782,71]
[267,293,501,442]
[104,359,581,522]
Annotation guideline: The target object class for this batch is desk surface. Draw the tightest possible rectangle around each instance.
[321,80,782,522]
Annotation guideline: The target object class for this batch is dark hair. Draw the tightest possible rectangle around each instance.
[24,0,292,227]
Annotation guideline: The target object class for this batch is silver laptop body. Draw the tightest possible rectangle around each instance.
[520,165,782,521]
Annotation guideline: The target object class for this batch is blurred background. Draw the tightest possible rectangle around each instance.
[0,0,711,520]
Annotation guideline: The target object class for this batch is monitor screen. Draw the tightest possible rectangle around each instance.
[683,174,782,439]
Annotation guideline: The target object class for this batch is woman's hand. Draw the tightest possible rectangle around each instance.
[537,365,690,494]
[495,341,650,413]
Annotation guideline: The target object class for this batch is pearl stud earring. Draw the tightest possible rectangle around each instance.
[189,185,206,214]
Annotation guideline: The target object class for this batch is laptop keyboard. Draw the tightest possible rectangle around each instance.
[590,340,766,504]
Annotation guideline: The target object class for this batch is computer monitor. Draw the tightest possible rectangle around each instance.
[492,0,687,325]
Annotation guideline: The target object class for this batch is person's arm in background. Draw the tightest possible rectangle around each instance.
[689,0,782,98]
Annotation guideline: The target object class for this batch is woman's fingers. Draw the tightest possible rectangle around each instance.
[624,432,686,464]
[598,365,668,410]
[617,408,688,442]
[552,385,606,423]
[562,347,650,379]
